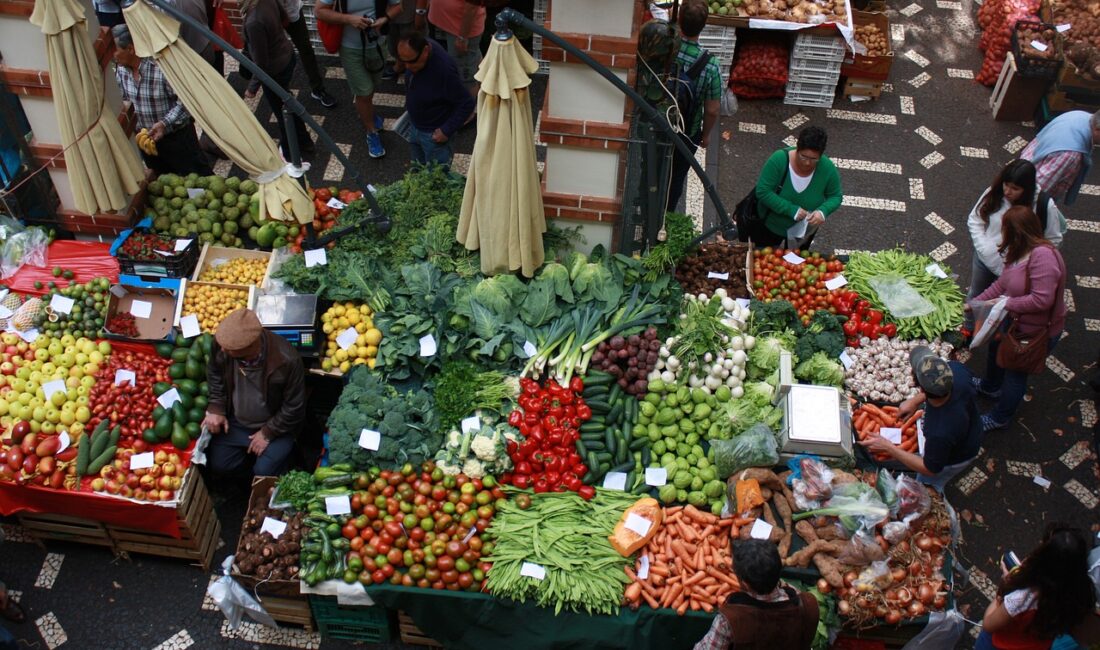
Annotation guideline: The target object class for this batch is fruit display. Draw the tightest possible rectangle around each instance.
[146,172,254,248]
[198,257,269,286]
[1048,0,1100,79]
[709,0,740,16]
[1017,22,1060,58]
[181,282,251,334]
[117,233,183,261]
[87,345,171,450]
[854,23,889,56]
[105,313,140,338]
[0,334,105,437]
[296,187,361,253]
[319,301,382,373]
[88,447,186,502]
[728,0,847,23]
[32,277,111,339]
[751,248,846,325]
[144,335,213,450]
[0,419,81,488]
[976,0,1040,84]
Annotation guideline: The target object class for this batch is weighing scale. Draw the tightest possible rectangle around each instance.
[772,352,853,460]
[255,294,320,356]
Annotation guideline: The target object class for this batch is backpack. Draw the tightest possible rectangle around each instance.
[674,51,713,141]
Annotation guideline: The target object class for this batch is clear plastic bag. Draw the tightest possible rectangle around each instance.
[0,216,24,241]
[837,529,887,566]
[791,457,835,510]
[969,297,1009,349]
[900,609,966,650]
[831,482,890,534]
[0,228,48,279]
[720,87,739,117]
[896,474,932,523]
[853,559,892,590]
[883,521,910,545]
[868,275,936,319]
[877,469,899,516]
[207,556,278,630]
[711,423,779,477]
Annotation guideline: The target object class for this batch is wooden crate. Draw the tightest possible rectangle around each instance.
[259,594,314,631]
[191,245,275,290]
[17,512,115,549]
[991,55,1053,120]
[1046,87,1100,113]
[398,612,442,648]
[843,77,885,99]
[841,11,894,81]
[231,476,302,598]
[107,469,221,571]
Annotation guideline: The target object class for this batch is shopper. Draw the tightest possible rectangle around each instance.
[94,0,124,28]
[971,206,1067,432]
[976,524,1095,650]
[166,0,216,65]
[965,159,1066,331]
[279,0,338,108]
[859,346,983,492]
[241,0,315,160]
[749,126,843,249]
[396,31,475,167]
[426,0,486,100]
[203,309,306,477]
[386,0,420,80]
[693,539,818,649]
[111,24,213,176]
[664,0,723,213]
[316,0,400,158]
[1020,109,1100,206]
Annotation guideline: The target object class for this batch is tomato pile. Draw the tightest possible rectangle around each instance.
[118,232,178,261]
[835,293,897,347]
[297,188,363,253]
[88,348,171,449]
[501,377,595,499]
[335,462,498,590]
[105,313,140,338]
[752,248,847,326]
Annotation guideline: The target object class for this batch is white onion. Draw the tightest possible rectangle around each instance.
[729,336,744,351]
[731,350,747,365]
[743,335,756,349]
[731,386,744,398]
[660,370,676,384]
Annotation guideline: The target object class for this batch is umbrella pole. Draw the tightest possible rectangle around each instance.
[494,8,737,246]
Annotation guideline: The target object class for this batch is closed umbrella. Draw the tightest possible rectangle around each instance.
[456,35,545,278]
[121,0,312,224]
[29,0,145,215]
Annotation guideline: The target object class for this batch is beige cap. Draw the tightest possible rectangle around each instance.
[215,308,264,356]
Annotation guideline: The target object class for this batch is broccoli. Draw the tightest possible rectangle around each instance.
[793,311,846,360]
[749,298,802,336]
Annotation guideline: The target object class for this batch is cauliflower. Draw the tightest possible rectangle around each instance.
[470,434,498,462]
[437,459,462,476]
[462,457,486,478]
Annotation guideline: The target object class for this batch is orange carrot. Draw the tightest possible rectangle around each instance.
[700,601,715,613]
[666,506,683,515]
[882,405,899,416]
[678,522,699,542]
[676,601,689,615]
[680,540,699,555]
[861,403,892,421]
[625,582,643,603]
[683,571,706,587]
[664,582,683,608]
[671,540,693,565]
[700,524,715,539]
[649,564,670,577]
[684,504,718,525]
[642,590,660,609]
[694,546,704,569]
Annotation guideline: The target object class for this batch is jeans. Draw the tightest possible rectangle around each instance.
[206,418,295,477]
[666,132,700,213]
[965,256,999,330]
[982,327,1061,424]
[265,54,311,156]
[410,128,453,167]
[918,456,976,492]
[95,10,124,27]
[0,625,15,650]
[284,15,325,94]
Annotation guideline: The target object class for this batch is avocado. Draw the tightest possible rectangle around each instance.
[187,407,205,424]
[154,343,174,359]
[153,382,172,397]
[177,390,194,411]
[184,358,203,380]
[154,412,173,440]
[186,421,201,439]
[199,381,209,397]
[174,333,191,348]
[194,395,208,411]
[171,402,187,423]
[142,428,159,444]
[176,379,198,395]
[170,423,190,450]
[152,405,166,420]
[171,348,190,363]
[169,363,185,380]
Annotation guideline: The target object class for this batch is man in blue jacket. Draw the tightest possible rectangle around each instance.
[395,30,476,167]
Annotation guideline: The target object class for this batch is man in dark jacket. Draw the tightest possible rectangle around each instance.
[395,30,474,166]
[203,309,305,476]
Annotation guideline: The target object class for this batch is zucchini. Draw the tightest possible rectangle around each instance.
[321,474,354,487]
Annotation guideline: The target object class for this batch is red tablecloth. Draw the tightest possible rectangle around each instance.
[0,479,182,537]
[6,240,119,296]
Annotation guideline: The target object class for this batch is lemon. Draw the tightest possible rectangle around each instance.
[364,328,382,345]
[339,360,350,373]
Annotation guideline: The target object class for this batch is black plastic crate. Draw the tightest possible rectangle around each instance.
[1012,20,1064,79]
[114,231,200,278]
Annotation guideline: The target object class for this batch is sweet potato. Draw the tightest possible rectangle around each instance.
[795,520,818,543]
[738,467,784,492]
[813,554,847,589]
[783,540,846,568]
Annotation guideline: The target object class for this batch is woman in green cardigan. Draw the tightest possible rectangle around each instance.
[749,126,843,249]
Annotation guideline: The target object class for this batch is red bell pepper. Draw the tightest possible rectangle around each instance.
[569,377,584,393]
[508,411,523,427]
[866,309,884,325]
[882,323,897,337]
[577,485,596,500]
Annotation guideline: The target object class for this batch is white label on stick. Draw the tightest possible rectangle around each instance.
[707,271,730,280]
[304,248,328,268]
[637,555,651,580]
[1030,40,1049,52]
[419,334,437,357]
[260,517,287,539]
[783,252,805,265]
[917,419,926,456]
[520,562,546,580]
[325,495,351,515]
[749,518,774,540]
[174,239,193,252]
[130,452,154,470]
[17,328,38,343]
[186,188,205,199]
[326,198,347,210]
[839,350,853,369]
[645,467,667,486]
[43,380,67,401]
[736,298,750,308]
[926,263,948,279]
[1033,475,1052,489]
[602,472,628,491]
[130,300,153,319]
[180,314,201,338]
[624,513,652,537]
[461,416,481,435]
[825,275,848,290]
[336,327,358,350]
[57,432,71,454]
[114,369,136,387]
[0,305,12,320]
[1057,23,1071,32]
[462,527,477,543]
[358,429,381,451]
[49,295,74,315]
[157,388,181,409]
[881,427,903,444]
[523,340,537,358]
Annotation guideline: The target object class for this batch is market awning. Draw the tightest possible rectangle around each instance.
[121,0,313,225]
[456,35,545,278]
[29,0,145,215]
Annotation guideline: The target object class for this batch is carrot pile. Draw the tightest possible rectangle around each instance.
[623,504,742,615]
[852,403,923,460]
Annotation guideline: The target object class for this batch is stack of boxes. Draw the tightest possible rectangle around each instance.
[784,33,846,108]
[698,24,737,86]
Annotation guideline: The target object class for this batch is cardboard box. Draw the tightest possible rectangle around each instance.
[172,279,258,333]
[191,244,274,290]
[841,10,893,80]
[104,283,179,342]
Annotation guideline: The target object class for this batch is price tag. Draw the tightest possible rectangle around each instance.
[0,305,12,320]
[186,188,205,199]
[174,239,193,252]
[917,419,926,456]
[114,369,136,387]
[624,513,653,537]
[17,328,38,343]
[336,327,358,351]
[326,198,347,210]
[1030,39,1049,52]
[637,555,651,580]
[602,472,628,491]
[839,350,853,369]
[644,467,667,486]
[304,248,328,268]
[260,517,287,539]
[782,252,805,265]
[881,427,903,444]
[1033,475,1052,489]
[358,429,381,451]
[523,340,538,358]
[57,432,71,454]
[419,334,437,357]
[925,263,948,279]
[130,300,153,319]
[1057,23,1071,32]
[461,416,481,435]
[736,298,750,308]
[49,295,74,315]
[110,285,128,298]
[749,518,774,540]
[707,271,730,280]
[43,379,67,401]
[825,275,848,290]
[462,527,477,544]
[157,387,181,409]
[366,184,377,195]
[180,314,201,339]
[130,452,155,470]
[520,562,546,580]
[325,495,352,515]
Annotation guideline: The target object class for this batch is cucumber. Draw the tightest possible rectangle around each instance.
[604,429,617,455]
[86,445,117,475]
[627,397,639,423]
[610,460,634,473]
[595,452,613,463]
[89,427,108,459]
[586,415,606,426]
[608,384,623,406]
[629,437,649,451]
[587,452,601,471]
[625,471,636,490]
[584,372,615,387]
[583,440,606,451]
[75,435,91,476]
[580,431,605,441]
[586,400,611,413]
[607,402,623,424]
[579,422,605,433]
[615,444,628,465]
[622,420,634,444]
[583,386,610,399]
[642,447,651,465]
[575,440,587,458]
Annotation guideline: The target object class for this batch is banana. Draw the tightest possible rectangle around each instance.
[136,128,158,155]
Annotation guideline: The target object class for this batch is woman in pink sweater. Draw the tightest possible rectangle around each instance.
[972,206,1067,431]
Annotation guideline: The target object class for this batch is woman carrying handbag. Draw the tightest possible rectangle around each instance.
[970,206,1067,432]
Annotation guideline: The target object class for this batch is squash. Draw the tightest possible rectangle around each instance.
[608,497,663,557]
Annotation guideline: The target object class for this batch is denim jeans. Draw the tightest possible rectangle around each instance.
[410,128,453,167]
[206,418,295,477]
[965,256,999,331]
[918,456,976,492]
[982,326,1061,424]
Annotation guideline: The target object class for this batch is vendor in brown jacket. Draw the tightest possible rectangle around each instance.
[202,309,305,476]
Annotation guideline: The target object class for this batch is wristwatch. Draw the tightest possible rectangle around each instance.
[415,8,427,15]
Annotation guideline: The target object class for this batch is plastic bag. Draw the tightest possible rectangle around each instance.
[207,556,278,630]
[877,469,899,516]
[883,521,910,545]
[868,275,936,319]
[711,423,779,477]
[900,609,966,650]
[830,482,890,534]
[969,297,1009,349]
[720,87,738,116]
[896,474,932,523]
[0,228,48,279]
[837,529,887,566]
[791,456,835,510]
[0,216,24,241]
[736,478,765,513]
[853,560,892,590]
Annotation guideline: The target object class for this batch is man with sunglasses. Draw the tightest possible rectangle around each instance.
[202,309,306,478]
[395,31,475,166]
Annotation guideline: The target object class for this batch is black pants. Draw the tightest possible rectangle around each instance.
[284,15,325,94]
[96,10,124,27]
[665,132,700,213]
[142,124,212,176]
[265,55,312,156]
[748,218,787,248]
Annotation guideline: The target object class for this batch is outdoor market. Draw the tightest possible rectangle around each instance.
[0,0,1099,648]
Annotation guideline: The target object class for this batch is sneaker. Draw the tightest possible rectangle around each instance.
[367,132,385,158]
[382,64,396,80]
[310,89,337,109]
[970,376,1002,399]
[374,114,385,131]
[981,413,1007,432]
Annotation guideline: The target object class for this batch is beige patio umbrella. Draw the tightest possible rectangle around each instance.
[457,35,545,278]
[121,0,312,224]
[29,0,144,214]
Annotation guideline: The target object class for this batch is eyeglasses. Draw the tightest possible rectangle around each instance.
[398,47,427,64]
[796,151,820,163]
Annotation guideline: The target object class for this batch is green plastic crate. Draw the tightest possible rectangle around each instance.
[309,596,392,643]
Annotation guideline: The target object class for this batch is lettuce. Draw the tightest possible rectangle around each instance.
[748,331,797,380]
[794,351,845,387]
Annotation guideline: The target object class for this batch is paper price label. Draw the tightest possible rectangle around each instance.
[839,350,853,370]
[881,427,903,444]
[637,555,651,580]
[186,188,205,199]
[130,300,152,319]
[157,388,181,409]
[461,416,481,435]
[358,429,381,451]
[1033,475,1052,489]
[180,314,201,339]
[602,472,628,491]
[114,369,136,387]
[130,452,155,470]
[736,298,750,308]
[261,517,287,539]
[520,562,546,580]
[17,328,38,343]
[1030,40,1049,52]
[782,252,805,265]
[825,275,848,290]
[624,513,652,537]
[522,340,538,358]
[749,518,774,540]
[1057,23,1071,32]
[325,495,352,515]
[43,380,67,401]
[57,432,71,454]
[50,295,74,315]
[174,239,193,252]
[707,271,730,280]
[304,248,328,268]
[917,419,926,456]
[644,467,667,486]
[0,305,12,320]
[110,285,128,298]
[326,198,347,210]
[336,327,358,351]
[926,263,948,279]
[419,334,437,357]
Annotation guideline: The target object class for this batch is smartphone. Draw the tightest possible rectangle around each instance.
[1003,551,1021,571]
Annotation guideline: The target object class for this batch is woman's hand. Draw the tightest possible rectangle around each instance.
[807,210,826,226]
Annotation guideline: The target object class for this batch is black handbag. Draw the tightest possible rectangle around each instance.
[735,156,789,243]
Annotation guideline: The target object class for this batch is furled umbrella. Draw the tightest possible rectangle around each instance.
[29,0,145,215]
[121,0,312,224]
[456,34,545,278]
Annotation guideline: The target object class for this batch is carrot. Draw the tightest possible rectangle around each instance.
[625,566,638,580]
[689,598,701,611]
[694,546,704,569]
[700,524,715,538]
[683,504,718,526]
[900,437,918,452]
[678,521,699,542]
[666,506,683,515]
[671,540,694,565]
[625,582,642,603]
[732,515,755,526]
[676,601,689,615]
[707,566,740,589]
[882,405,899,416]
[663,582,683,608]
[700,601,715,613]
[680,540,699,555]
[642,589,660,609]
[729,525,739,539]
[861,403,892,422]
[716,517,735,528]
[683,571,706,587]
[649,564,670,577]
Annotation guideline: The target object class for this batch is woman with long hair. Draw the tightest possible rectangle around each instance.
[977,524,1095,649]
[971,206,1067,431]
[966,159,1065,330]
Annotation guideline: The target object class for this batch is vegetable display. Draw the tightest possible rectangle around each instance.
[502,377,594,498]
[751,249,847,326]
[653,292,752,395]
[435,416,518,479]
[235,486,305,582]
[852,403,923,461]
[33,277,112,339]
[843,337,954,403]
[430,360,517,433]
[843,249,964,340]
[674,241,751,298]
[590,326,661,397]
[274,470,318,510]
[575,370,647,489]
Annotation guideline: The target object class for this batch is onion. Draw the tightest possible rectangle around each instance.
[816,578,832,594]
[837,600,851,616]
[891,568,907,583]
[874,604,889,618]
[907,601,926,617]
[908,560,922,577]
[895,540,911,553]
[933,594,947,609]
[918,583,935,605]
[896,588,913,605]
[857,596,875,610]
[885,609,902,625]
[914,533,934,552]
[843,571,858,588]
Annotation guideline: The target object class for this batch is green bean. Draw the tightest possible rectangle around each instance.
[845,249,963,340]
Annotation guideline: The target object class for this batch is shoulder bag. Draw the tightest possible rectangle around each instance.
[995,247,1065,374]
[317,0,345,54]
[735,152,789,243]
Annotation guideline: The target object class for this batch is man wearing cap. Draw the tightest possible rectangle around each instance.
[202,309,306,476]
[859,346,983,492]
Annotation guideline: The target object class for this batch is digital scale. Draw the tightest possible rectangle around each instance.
[772,352,853,460]
[254,293,320,356]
